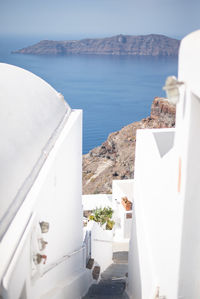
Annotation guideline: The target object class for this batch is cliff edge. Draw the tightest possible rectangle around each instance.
[82,97,176,194]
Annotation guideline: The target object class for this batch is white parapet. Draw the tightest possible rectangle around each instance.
[90,221,113,273]
[128,30,200,299]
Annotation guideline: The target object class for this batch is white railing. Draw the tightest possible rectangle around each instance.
[42,246,85,276]
[83,229,92,266]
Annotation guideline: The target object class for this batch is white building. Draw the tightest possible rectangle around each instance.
[0,63,90,299]
[128,30,200,299]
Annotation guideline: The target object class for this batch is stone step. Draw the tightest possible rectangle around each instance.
[112,251,128,264]
[101,264,128,280]
[82,280,127,298]
[83,292,129,299]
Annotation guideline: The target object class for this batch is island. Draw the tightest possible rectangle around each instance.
[13,34,180,56]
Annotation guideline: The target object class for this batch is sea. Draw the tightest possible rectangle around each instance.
[0,35,178,154]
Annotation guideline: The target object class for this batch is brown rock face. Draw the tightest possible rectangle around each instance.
[151,97,176,126]
[82,98,176,195]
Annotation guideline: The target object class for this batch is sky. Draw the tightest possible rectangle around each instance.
[0,0,200,39]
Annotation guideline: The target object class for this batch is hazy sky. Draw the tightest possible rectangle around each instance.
[0,0,200,39]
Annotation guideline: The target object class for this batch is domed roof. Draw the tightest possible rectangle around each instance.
[0,63,71,238]
[179,30,200,97]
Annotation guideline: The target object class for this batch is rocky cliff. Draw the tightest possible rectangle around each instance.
[82,97,176,194]
[13,34,180,56]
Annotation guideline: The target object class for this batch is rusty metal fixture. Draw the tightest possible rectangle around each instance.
[33,253,47,265]
[38,238,48,251]
[163,76,184,104]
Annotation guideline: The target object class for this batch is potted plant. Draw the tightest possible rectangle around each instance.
[89,207,115,230]
[121,196,132,211]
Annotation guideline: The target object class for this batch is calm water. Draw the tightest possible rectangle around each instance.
[0,35,178,154]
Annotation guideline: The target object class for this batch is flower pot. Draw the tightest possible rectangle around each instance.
[121,197,132,211]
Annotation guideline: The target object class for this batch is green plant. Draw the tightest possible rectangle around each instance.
[106,219,115,230]
[89,207,115,230]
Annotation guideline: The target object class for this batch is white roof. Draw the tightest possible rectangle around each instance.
[0,63,71,238]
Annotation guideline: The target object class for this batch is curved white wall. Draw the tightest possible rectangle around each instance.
[0,63,71,238]
[0,110,87,299]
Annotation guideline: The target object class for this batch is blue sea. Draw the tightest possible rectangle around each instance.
[0,35,178,154]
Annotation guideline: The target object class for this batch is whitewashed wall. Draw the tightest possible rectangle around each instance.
[112,179,134,204]
[128,30,200,299]
[177,30,200,299]
[0,110,90,299]
[90,221,113,272]
[128,128,183,299]
[177,92,200,299]
[112,180,134,240]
